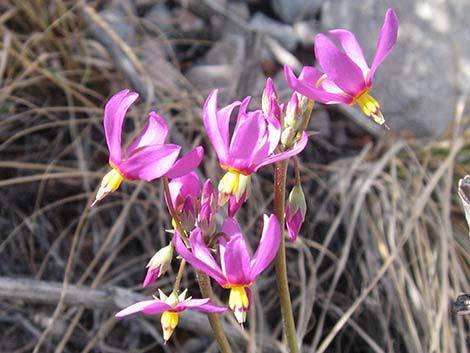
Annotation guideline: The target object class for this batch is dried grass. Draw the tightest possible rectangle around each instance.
[1,1,470,352]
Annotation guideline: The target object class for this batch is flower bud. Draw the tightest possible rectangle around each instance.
[143,243,174,287]
[285,183,307,241]
[198,179,218,237]
[262,78,281,122]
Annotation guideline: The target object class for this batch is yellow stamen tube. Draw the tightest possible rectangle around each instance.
[228,286,249,325]
[92,168,124,207]
[161,311,179,342]
[356,92,385,126]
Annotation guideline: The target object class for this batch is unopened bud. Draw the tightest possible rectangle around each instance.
[285,183,307,241]
[143,243,174,287]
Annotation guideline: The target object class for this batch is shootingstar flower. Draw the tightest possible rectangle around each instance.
[92,89,203,206]
[116,289,226,342]
[203,90,308,205]
[284,9,398,126]
[174,215,281,324]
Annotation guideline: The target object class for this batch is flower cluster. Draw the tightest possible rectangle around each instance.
[92,8,398,345]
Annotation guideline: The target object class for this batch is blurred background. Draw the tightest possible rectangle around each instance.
[1,0,470,352]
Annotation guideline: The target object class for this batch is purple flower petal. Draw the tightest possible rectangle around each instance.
[329,29,369,77]
[118,144,181,181]
[182,298,227,313]
[143,266,160,287]
[173,229,227,286]
[228,111,264,169]
[249,214,281,279]
[369,8,398,85]
[115,300,170,317]
[164,146,204,179]
[286,208,303,242]
[314,33,366,96]
[254,131,308,171]
[104,90,139,164]
[166,171,200,211]
[284,65,352,104]
[203,90,241,164]
[126,112,168,157]
[220,218,251,285]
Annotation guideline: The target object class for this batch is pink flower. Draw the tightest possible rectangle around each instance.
[174,215,281,324]
[116,289,226,342]
[92,90,203,206]
[284,9,398,126]
[203,90,308,204]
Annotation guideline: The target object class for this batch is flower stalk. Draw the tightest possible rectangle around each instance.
[273,159,299,353]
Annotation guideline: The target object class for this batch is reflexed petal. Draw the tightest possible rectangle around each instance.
[164,146,204,179]
[220,218,251,285]
[284,65,352,104]
[104,90,139,164]
[173,230,227,285]
[264,115,282,155]
[369,8,398,85]
[250,214,281,279]
[229,111,264,168]
[115,300,169,317]
[329,29,369,76]
[203,90,240,163]
[254,131,308,171]
[182,298,228,313]
[126,112,168,156]
[167,171,200,210]
[314,33,366,96]
[119,144,181,181]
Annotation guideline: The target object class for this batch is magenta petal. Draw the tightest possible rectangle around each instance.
[126,112,169,156]
[284,65,352,104]
[329,29,369,77]
[173,230,227,286]
[164,146,204,179]
[203,90,240,163]
[115,300,169,317]
[249,215,281,279]
[220,218,251,285]
[314,33,366,96]
[119,144,181,181]
[286,208,303,242]
[229,111,264,167]
[183,299,227,313]
[255,131,308,171]
[369,9,398,85]
[104,90,139,164]
[143,266,160,287]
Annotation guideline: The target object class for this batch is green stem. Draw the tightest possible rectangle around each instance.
[273,159,299,353]
[197,270,233,353]
[162,178,232,353]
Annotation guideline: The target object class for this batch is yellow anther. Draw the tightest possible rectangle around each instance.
[92,168,124,206]
[160,311,179,342]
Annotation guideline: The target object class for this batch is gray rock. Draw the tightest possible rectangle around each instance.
[321,0,469,137]
[99,2,137,46]
[250,12,298,51]
[143,3,174,34]
[272,0,322,24]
